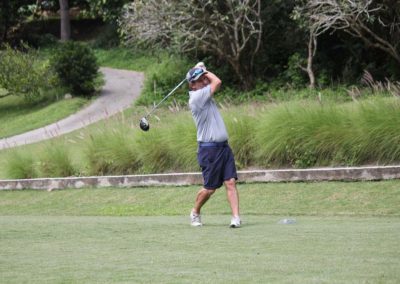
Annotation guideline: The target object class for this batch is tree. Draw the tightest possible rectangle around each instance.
[120,0,262,89]
[0,0,34,42]
[59,0,71,41]
[299,0,400,65]
[85,0,129,23]
[292,1,318,89]
[0,44,55,103]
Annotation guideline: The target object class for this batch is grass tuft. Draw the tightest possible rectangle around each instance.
[5,150,37,179]
[84,121,141,175]
[38,141,76,177]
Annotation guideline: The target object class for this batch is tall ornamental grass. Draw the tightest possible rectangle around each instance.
[355,98,400,164]
[5,150,37,179]
[4,97,400,179]
[254,101,356,167]
[162,113,198,172]
[38,142,76,177]
[84,122,140,175]
[224,110,257,168]
[254,97,400,167]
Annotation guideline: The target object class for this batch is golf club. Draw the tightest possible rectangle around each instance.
[139,62,206,131]
[139,78,187,131]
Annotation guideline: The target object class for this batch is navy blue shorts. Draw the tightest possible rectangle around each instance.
[197,141,238,190]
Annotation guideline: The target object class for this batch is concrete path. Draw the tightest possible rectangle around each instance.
[0,67,144,150]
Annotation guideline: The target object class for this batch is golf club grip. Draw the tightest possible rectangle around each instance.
[145,78,187,118]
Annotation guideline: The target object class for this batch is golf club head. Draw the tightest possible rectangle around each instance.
[139,117,150,131]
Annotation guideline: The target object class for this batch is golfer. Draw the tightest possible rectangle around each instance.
[187,64,241,228]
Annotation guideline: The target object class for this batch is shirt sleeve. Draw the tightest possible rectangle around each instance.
[189,85,212,110]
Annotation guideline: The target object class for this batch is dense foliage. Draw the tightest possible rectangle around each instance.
[120,0,400,91]
[0,44,55,103]
[51,41,99,96]
[2,1,399,92]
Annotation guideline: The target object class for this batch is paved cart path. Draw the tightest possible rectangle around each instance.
[0,67,144,150]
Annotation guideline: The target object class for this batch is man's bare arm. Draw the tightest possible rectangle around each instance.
[204,71,222,95]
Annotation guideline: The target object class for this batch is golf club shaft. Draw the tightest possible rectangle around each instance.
[144,78,187,118]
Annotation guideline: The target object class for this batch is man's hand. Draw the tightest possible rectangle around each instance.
[195,62,206,71]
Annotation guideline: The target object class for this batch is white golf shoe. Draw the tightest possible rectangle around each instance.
[190,210,202,227]
[229,216,241,228]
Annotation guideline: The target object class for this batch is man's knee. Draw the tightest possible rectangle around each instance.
[224,178,236,191]
[203,188,216,196]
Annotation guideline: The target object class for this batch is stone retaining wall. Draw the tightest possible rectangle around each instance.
[1,165,399,191]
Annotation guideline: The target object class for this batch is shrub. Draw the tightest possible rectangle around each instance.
[51,41,99,96]
[136,55,191,106]
[282,53,308,88]
[0,44,55,103]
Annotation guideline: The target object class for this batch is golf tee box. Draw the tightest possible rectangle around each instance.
[1,165,400,191]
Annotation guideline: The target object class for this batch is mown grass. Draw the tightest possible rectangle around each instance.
[1,215,399,283]
[94,47,161,72]
[0,181,399,283]
[0,95,88,139]
[0,181,399,216]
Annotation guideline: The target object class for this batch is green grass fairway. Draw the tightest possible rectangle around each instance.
[1,181,400,283]
[1,216,399,283]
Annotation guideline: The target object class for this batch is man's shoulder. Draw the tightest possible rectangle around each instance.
[189,85,211,96]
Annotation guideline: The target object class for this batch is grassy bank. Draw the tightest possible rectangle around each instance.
[0,95,88,139]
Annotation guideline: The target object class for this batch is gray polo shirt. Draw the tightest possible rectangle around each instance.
[189,85,228,142]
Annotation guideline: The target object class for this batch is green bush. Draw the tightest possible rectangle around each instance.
[283,53,308,88]
[51,41,99,96]
[136,55,191,106]
[0,44,55,103]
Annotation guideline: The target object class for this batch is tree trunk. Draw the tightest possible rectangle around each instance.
[59,0,71,41]
[306,31,316,89]
[231,60,253,90]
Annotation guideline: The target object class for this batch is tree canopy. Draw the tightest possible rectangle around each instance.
[2,0,399,89]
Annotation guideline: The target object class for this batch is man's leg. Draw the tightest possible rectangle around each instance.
[193,188,215,214]
[190,188,215,226]
[224,178,239,216]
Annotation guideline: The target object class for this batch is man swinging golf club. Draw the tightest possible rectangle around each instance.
[187,63,241,228]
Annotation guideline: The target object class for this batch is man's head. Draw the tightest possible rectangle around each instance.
[186,67,209,91]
